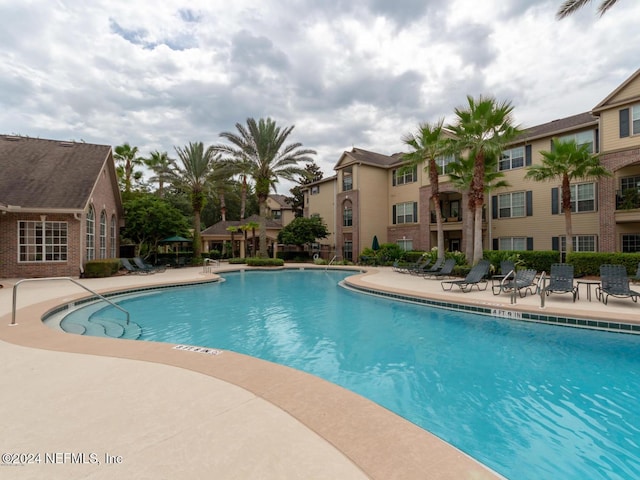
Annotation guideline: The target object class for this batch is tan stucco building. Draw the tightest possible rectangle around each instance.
[304,69,640,261]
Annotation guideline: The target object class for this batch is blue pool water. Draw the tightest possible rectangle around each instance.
[61,270,640,479]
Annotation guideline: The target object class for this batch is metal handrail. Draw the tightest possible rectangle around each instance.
[538,271,547,308]
[11,277,130,326]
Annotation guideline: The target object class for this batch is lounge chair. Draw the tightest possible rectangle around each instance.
[120,258,152,275]
[423,258,456,279]
[441,260,490,292]
[133,256,165,273]
[596,264,640,305]
[543,263,577,302]
[403,257,432,275]
[492,268,538,297]
[414,257,444,276]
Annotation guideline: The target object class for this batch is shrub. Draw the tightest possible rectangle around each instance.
[228,258,246,264]
[85,259,120,278]
[246,258,285,267]
[567,252,640,276]
[313,258,328,265]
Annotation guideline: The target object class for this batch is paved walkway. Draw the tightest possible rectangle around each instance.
[1,265,637,479]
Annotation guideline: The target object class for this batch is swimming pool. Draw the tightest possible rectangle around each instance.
[60,270,640,479]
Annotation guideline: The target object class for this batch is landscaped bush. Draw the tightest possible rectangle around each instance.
[567,252,640,276]
[85,259,120,278]
[484,250,559,273]
[246,258,284,267]
[228,258,246,264]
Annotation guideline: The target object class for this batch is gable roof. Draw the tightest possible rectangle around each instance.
[0,135,114,211]
[334,147,400,170]
[592,68,640,113]
[515,112,598,143]
[268,194,291,209]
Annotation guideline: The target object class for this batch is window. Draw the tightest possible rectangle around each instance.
[498,192,525,218]
[499,147,524,171]
[621,175,640,193]
[397,239,413,251]
[342,167,353,191]
[634,105,640,135]
[393,165,417,185]
[343,240,353,261]
[18,221,68,262]
[86,205,95,261]
[498,237,526,251]
[394,202,417,224]
[310,185,320,195]
[110,215,117,258]
[343,205,353,227]
[560,235,597,252]
[622,234,640,253]
[570,183,595,213]
[437,154,456,175]
[99,211,107,259]
[272,210,282,220]
[558,130,595,153]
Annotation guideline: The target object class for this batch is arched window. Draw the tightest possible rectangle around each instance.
[110,215,117,258]
[86,205,95,261]
[100,210,107,259]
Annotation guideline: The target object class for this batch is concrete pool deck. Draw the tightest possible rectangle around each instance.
[1,264,638,479]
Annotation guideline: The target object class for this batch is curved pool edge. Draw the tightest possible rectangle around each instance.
[0,266,502,480]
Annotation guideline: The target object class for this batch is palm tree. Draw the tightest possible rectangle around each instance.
[144,150,174,197]
[557,0,619,19]
[114,142,144,193]
[168,142,222,258]
[448,153,509,262]
[216,118,316,257]
[242,220,260,256]
[447,96,521,264]
[524,138,610,254]
[226,226,238,258]
[402,119,449,260]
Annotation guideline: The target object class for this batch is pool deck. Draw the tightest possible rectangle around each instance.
[1,264,638,479]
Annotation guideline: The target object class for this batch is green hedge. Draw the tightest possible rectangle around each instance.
[246,258,285,267]
[85,259,120,278]
[483,250,560,273]
[228,258,246,264]
[567,252,640,276]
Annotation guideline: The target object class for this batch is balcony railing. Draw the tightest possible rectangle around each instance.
[431,211,461,223]
[616,190,640,210]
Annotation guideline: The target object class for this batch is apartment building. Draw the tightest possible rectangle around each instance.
[304,68,640,261]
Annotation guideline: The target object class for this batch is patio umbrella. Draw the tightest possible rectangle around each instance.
[372,235,380,251]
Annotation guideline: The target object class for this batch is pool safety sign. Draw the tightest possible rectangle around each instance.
[491,309,523,320]
[173,345,222,355]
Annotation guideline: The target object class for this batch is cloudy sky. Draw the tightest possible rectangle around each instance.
[1,0,639,193]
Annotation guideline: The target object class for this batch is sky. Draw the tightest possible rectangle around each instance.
[1,0,639,194]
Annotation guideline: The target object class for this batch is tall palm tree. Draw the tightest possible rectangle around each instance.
[448,153,509,262]
[114,142,144,194]
[557,0,619,19]
[168,142,222,258]
[402,119,449,260]
[144,150,174,197]
[447,96,521,264]
[524,138,610,254]
[216,118,316,257]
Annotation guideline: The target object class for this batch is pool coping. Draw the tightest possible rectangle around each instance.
[0,266,502,480]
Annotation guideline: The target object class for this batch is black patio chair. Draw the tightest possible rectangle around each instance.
[543,263,577,302]
[632,262,640,284]
[402,256,432,275]
[423,258,456,279]
[441,259,490,292]
[492,268,538,297]
[133,256,165,273]
[414,257,444,276]
[596,264,640,305]
[120,258,152,275]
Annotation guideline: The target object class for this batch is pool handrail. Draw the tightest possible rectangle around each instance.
[538,271,547,308]
[11,277,130,326]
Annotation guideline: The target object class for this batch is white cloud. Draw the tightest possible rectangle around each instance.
[1,0,639,194]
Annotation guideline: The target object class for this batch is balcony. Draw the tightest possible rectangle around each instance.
[616,190,640,210]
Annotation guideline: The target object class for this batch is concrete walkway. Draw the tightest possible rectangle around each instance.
[2,265,637,479]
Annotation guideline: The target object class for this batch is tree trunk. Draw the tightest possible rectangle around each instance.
[562,174,573,255]
[463,192,474,263]
[473,202,484,265]
[258,196,268,257]
[240,175,247,219]
[428,159,445,260]
[193,210,202,258]
[219,191,227,222]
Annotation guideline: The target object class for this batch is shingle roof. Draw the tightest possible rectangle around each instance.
[201,214,281,235]
[0,135,112,210]
[269,194,291,208]
[516,112,598,143]
[337,147,398,168]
